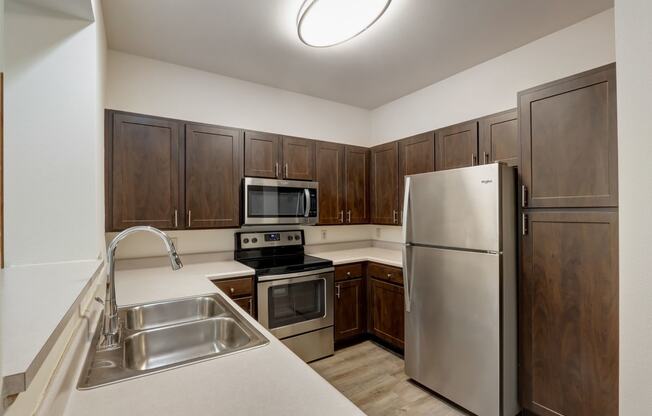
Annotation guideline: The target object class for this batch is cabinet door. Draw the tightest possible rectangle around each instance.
[435,120,478,171]
[520,210,618,416]
[316,141,345,224]
[479,109,518,167]
[345,145,370,224]
[398,132,435,222]
[282,136,315,180]
[519,64,617,208]
[109,113,180,231]
[244,130,280,178]
[370,142,399,225]
[185,124,242,228]
[334,278,366,342]
[368,278,404,350]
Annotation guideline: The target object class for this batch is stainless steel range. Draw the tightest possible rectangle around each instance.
[234,230,334,362]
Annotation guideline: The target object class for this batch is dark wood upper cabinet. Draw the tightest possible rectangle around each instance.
[398,132,435,222]
[345,145,370,224]
[184,124,242,229]
[519,63,617,208]
[435,120,479,171]
[108,112,180,231]
[368,278,404,350]
[335,278,366,342]
[520,210,618,416]
[479,109,518,167]
[281,136,315,180]
[316,141,346,224]
[371,142,399,225]
[244,130,281,179]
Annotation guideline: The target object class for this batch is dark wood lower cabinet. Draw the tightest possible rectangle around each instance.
[520,210,618,416]
[367,278,404,350]
[334,278,366,342]
[212,276,256,317]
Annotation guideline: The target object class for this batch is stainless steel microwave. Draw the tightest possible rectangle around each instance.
[243,178,318,225]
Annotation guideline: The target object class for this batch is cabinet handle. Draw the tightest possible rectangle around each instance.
[174,209,178,228]
[346,271,351,277]
[275,162,279,178]
[471,153,477,166]
[339,210,344,223]
[483,152,489,164]
[387,273,392,279]
[336,284,341,299]
[284,163,288,178]
[521,185,528,208]
[347,210,352,223]
[230,287,235,294]
[522,213,528,236]
[393,210,398,224]
[188,210,192,228]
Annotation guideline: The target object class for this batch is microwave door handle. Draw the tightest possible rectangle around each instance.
[304,189,310,217]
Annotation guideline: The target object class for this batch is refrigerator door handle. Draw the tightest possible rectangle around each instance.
[402,244,412,312]
[402,176,411,243]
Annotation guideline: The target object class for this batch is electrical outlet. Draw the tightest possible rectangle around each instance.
[376,228,381,238]
[321,229,327,240]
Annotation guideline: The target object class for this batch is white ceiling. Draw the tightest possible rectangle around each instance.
[103,0,613,109]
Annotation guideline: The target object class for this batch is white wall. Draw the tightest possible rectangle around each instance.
[106,50,370,146]
[5,0,106,266]
[370,9,616,144]
[615,0,652,414]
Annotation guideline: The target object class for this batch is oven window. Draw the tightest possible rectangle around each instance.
[247,185,306,217]
[267,279,325,329]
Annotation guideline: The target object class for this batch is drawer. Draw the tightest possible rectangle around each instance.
[335,263,364,281]
[367,262,403,286]
[213,277,253,298]
[233,296,253,315]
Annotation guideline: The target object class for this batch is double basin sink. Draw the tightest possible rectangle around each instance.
[78,293,269,389]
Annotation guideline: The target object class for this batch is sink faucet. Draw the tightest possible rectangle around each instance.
[100,226,183,349]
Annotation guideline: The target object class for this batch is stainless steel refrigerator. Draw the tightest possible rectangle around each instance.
[402,163,519,416]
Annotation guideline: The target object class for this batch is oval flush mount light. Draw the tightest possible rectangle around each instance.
[297,0,392,48]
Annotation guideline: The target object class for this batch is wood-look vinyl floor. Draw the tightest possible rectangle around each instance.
[310,341,469,416]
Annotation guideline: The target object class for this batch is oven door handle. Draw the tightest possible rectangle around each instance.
[304,188,311,217]
[257,267,334,282]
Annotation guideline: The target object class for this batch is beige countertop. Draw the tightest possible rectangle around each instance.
[311,246,403,268]
[63,258,364,416]
[1,259,103,396]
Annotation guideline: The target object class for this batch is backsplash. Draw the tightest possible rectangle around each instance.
[106,225,404,259]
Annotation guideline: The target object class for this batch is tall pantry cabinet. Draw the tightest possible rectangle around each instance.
[518,63,618,416]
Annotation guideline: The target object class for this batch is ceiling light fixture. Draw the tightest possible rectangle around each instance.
[297,0,392,48]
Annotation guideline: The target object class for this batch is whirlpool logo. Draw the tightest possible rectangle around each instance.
[481,179,493,184]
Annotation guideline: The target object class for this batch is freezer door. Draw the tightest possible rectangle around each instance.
[404,245,502,416]
[404,164,502,251]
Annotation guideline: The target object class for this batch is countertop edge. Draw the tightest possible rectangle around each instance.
[2,260,104,397]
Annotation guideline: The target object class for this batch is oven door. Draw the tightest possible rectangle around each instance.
[257,269,334,339]
[243,178,318,225]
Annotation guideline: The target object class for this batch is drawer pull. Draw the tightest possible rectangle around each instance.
[230,287,235,294]
[387,273,392,278]
[346,271,351,277]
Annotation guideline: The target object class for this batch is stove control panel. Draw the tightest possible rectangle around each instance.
[237,230,303,248]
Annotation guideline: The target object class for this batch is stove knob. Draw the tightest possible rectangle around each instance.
[251,238,258,244]
[288,235,293,241]
[294,234,301,241]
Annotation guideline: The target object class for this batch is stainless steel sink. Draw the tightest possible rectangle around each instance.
[123,296,226,331]
[124,317,251,371]
[78,293,269,389]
